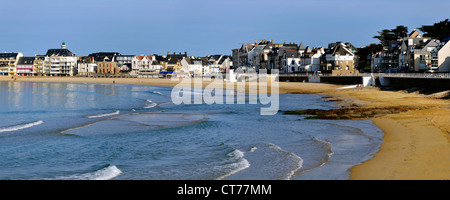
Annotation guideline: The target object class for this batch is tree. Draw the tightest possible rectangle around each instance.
[419,19,450,41]
[373,25,408,46]
[392,25,408,39]
[356,44,383,72]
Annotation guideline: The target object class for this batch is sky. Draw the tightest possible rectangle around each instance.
[1,0,449,57]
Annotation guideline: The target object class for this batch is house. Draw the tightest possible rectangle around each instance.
[181,57,201,75]
[116,55,134,72]
[371,52,382,71]
[86,52,120,75]
[232,42,257,69]
[413,39,440,72]
[138,55,164,78]
[166,52,187,73]
[34,55,45,76]
[77,56,97,76]
[321,42,358,74]
[131,55,152,75]
[44,42,77,76]
[153,55,168,69]
[0,52,23,76]
[217,55,232,71]
[131,56,142,75]
[167,57,183,73]
[247,40,277,72]
[285,49,300,73]
[150,61,164,72]
[300,47,324,72]
[97,58,119,74]
[207,55,232,73]
[397,30,432,72]
[267,42,298,73]
[16,57,36,76]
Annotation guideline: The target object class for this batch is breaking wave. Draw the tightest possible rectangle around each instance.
[86,110,120,118]
[266,143,304,180]
[144,99,158,109]
[48,165,122,180]
[215,149,251,180]
[0,120,44,133]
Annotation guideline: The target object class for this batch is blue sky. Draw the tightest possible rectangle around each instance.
[1,0,449,56]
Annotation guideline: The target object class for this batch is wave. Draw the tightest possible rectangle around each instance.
[152,91,163,95]
[0,120,44,133]
[215,149,251,180]
[144,99,158,109]
[48,165,122,180]
[86,110,120,118]
[266,143,304,180]
[312,137,334,158]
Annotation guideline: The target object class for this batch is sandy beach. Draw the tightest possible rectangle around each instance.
[2,76,450,180]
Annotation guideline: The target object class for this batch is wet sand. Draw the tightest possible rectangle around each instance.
[3,76,450,179]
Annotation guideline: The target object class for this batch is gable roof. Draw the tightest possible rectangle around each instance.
[408,30,422,38]
[328,42,354,56]
[414,39,440,53]
[298,43,306,51]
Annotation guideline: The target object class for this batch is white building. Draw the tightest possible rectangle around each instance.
[181,57,203,75]
[300,47,324,72]
[131,55,143,75]
[437,41,450,72]
[44,42,77,76]
[287,57,301,73]
[77,57,97,76]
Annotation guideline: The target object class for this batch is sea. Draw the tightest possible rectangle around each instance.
[0,80,384,180]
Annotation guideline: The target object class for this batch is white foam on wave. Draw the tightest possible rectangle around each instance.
[144,99,158,109]
[312,137,334,159]
[86,110,120,118]
[215,149,251,180]
[49,165,122,180]
[152,91,163,95]
[0,120,44,133]
[267,143,304,180]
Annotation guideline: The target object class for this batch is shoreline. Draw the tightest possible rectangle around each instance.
[2,76,450,180]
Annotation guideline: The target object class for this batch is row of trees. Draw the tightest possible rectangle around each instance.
[373,19,450,46]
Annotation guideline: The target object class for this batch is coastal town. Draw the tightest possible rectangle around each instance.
[1,29,449,79]
[1,0,450,182]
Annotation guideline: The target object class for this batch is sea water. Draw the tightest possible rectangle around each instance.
[0,81,383,180]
